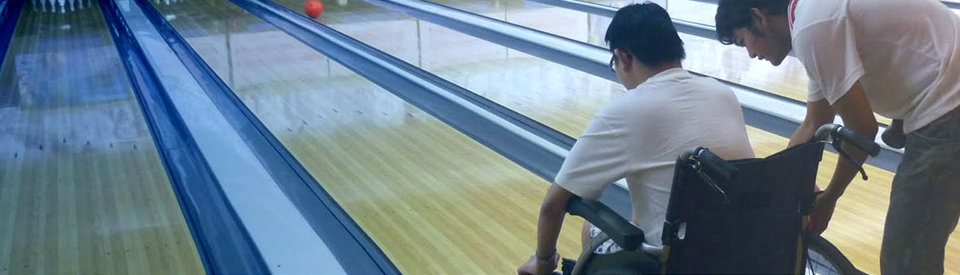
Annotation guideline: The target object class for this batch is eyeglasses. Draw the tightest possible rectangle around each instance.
[609,55,616,72]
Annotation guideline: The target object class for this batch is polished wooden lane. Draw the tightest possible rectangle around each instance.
[0,2,204,274]
[160,0,955,273]
[150,1,587,273]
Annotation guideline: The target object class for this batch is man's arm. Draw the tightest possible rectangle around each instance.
[536,183,575,257]
[518,183,574,275]
[519,108,630,274]
[821,81,878,200]
[789,99,836,147]
[807,81,878,234]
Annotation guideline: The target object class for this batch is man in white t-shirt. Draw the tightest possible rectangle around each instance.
[517,3,755,275]
[716,0,960,273]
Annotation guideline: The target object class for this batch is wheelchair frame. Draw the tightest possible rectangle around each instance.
[561,124,879,275]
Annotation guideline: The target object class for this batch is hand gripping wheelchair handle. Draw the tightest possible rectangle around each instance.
[814,124,881,157]
[565,196,645,251]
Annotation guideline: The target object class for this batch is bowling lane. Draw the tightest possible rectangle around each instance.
[0,2,204,274]
[275,0,803,156]
[664,0,720,25]
[298,0,619,139]
[147,0,586,273]
[434,0,895,125]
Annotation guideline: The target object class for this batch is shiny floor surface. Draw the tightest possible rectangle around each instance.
[2,0,958,274]
[156,0,957,273]
[151,0,589,273]
[0,1,204,273]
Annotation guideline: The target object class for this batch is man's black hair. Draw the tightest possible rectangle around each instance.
[715,0,790,45]
[604,2,685,67]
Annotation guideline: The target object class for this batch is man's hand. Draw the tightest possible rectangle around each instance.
[789,99,835,148]
[518,252,560,275]
[808,192,839,235]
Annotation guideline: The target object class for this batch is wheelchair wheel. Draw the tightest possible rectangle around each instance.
[805,235,865,275]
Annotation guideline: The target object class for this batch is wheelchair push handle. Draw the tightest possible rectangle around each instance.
[679,147,738,184]
[678,148,738,204]
[813,124,881,157]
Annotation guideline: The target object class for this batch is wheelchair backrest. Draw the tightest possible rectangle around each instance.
[662,142,824,274]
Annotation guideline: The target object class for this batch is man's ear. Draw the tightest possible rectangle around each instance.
[749,7,768,31]
[615,49,633,71]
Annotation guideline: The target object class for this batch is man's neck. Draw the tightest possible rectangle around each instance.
[625,62,683,89]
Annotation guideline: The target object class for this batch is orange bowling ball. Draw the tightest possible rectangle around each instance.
[305,0,324,18]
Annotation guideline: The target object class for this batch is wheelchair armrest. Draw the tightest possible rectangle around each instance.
[566,196,645,250]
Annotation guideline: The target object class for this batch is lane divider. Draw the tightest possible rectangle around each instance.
[115,0,398,272]
[97,0,269,273]
[0,0,25,69]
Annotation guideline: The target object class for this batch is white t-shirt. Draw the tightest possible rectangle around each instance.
[554,68,755,247]
[790,0,960,133]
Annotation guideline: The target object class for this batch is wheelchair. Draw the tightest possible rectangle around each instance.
[560,124,880,275]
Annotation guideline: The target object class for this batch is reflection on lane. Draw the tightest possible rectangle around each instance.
[269,0,804,155]
[150,0,587,273]
[258,0,807,161]
[270,0,624,139]
[0,1,203,274]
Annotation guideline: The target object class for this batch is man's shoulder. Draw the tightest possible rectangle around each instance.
[686,76,739,102]
[792,0,848,35]
[795,0,847,20]
[607,75,739,116]
[689,74,732,90]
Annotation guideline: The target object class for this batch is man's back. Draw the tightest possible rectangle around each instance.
[791,0,960,132]
[556,68,754,246]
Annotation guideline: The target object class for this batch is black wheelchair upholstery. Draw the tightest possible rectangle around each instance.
[661,142,822,274]
[562,139,869,275]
